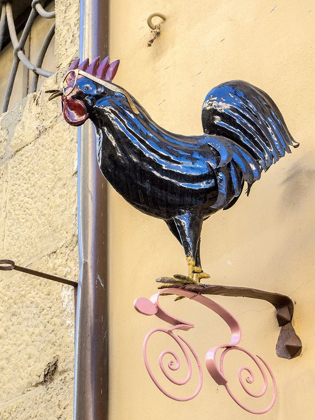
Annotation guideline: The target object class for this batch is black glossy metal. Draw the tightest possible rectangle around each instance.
[60,71,298,278]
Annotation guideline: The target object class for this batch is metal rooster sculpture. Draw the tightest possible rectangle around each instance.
[48,56,298,285]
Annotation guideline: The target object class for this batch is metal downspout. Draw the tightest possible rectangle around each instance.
[74,1,109,419]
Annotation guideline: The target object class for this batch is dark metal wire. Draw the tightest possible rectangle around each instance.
[33,1,55,19]
[0,1,55,112]
[0,259,77,287]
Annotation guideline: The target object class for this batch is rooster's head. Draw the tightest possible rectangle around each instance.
[47,56,131,126]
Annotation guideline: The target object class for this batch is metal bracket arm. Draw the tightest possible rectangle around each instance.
[157,280,302,359]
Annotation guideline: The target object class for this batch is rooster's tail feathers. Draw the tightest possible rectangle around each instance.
[202,80,298,170]
[202,80,298,210]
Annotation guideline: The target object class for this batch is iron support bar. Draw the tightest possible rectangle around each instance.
[74,0,110,419]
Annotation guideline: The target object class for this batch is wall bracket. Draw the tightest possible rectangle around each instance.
[157,279,302,359]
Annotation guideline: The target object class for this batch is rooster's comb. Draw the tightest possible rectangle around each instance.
[68,56,120,82]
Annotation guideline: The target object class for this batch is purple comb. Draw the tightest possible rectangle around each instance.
[68,56,120,82]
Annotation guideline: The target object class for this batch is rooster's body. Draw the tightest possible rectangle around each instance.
[52,57,298,282]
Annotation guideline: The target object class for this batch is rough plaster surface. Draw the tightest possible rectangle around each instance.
[55,0,80,69]
[0,1,80,418]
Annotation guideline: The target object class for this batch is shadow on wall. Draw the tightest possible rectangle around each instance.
[280,150,315,216]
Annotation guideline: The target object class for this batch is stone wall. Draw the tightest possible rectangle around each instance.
[0,1,79,418]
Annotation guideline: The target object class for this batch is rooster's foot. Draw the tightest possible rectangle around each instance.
[156,273,210,300]
[156,257,210,293]
[156,273,209,290]
[156,274,197,289]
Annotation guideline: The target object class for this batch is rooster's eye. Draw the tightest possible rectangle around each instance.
[82,86,89,92]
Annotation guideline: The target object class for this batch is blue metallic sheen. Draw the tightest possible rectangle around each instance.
[66,76,298,271]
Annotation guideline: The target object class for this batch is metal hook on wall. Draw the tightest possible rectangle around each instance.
[147,12,166,47]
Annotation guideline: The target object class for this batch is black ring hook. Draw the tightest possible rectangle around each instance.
[0,259,15,271]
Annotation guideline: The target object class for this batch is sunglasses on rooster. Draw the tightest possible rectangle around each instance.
[47,69,139,115]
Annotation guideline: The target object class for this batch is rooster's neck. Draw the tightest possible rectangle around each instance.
[90,95,169,173]
[91,95,182,154]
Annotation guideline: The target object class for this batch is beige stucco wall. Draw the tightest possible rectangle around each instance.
[0,0,79,418]
[109,1,315,419]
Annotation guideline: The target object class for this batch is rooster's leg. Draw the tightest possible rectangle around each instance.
[161,213,210,286]
[186,256,210,283]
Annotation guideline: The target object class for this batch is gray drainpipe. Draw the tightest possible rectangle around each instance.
[74,0,109,419]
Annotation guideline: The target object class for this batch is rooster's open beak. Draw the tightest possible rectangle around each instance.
[46,89,63,101]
